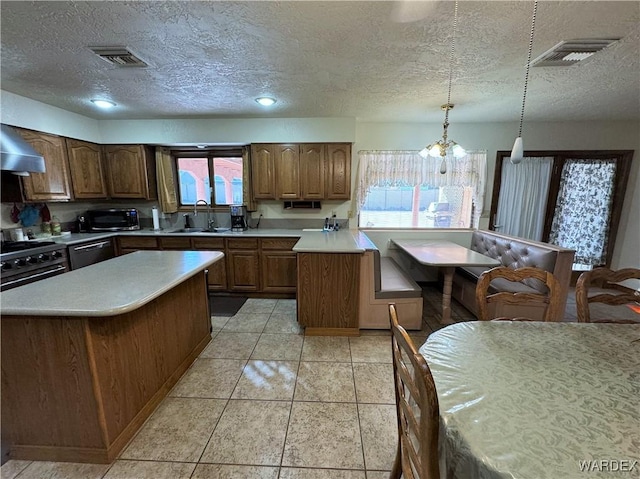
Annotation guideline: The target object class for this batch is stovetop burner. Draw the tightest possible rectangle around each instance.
[1,241,56,254]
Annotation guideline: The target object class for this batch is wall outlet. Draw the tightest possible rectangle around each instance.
[347,210,353,218]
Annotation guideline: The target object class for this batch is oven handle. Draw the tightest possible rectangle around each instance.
[2,265,67,288]
[72,241,111,252]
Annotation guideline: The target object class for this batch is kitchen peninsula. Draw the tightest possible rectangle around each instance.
[1,250,223,464]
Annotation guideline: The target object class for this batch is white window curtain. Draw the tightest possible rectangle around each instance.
[495,156,552,241]
[356,150,487,227]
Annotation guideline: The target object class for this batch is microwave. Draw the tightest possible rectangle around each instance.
[87,208,140,231]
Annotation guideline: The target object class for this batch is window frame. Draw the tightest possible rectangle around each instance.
[171,147,244,212]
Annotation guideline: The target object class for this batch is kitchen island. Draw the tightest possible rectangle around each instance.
[0,250,223,464]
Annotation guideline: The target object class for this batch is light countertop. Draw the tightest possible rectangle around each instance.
[0,250,223,317]
[292,229,366,253]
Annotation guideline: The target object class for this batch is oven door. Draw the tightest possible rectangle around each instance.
[0,264,68,291]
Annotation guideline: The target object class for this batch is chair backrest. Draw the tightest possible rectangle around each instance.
[475,266,562,322]
[575,267,640,323]
[389,304,440,479]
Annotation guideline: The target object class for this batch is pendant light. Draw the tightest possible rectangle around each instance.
[510,1,538,164]
[419,1,465,174]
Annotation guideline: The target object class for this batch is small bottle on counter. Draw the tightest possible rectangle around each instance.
[51,216,61,236]
[41,221,51,235]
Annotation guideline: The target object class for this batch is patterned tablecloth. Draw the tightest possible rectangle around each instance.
[419,321,640,479]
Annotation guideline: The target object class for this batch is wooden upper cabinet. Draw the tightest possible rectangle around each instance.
[251,144,277,199]
[300,144,325,200]
[18,129,72,201]
[325,143,351,200]
[276,144,300,199]
[65,139,108,199]
[104,145,157,199]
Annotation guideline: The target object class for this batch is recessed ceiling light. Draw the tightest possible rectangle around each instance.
[91,99,116,109]
[255,97,276,106]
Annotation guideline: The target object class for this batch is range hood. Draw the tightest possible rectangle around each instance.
[0,124,46,176]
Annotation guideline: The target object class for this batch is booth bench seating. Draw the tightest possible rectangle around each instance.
[359,249,423,330]
[452,230,575,322]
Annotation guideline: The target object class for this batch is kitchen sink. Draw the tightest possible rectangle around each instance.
[168,227,231,234]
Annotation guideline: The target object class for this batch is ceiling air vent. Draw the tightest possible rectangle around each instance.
[89,47,148,67]
[531,38,619,67]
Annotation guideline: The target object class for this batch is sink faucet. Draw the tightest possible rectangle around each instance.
[194,199,215,230]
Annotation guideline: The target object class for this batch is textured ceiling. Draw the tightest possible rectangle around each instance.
[1,1,638,122]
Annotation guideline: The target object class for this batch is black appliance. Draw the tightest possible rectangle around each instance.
[0,240,69,291]
[230,205,248,232]
[76,214,89,232]
[87,208,140,231]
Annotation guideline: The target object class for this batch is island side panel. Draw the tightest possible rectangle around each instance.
[297,253,361,336]
[87,272,211,457]
[1,316,105,462]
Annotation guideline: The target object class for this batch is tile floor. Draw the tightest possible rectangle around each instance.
[3,286,635,479]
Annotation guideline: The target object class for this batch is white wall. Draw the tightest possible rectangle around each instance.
[2,91,638,270]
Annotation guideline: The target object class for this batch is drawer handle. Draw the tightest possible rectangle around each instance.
[73,241,111,251]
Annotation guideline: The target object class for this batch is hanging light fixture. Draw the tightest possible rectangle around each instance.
[510,0,538,164]
[419,1,465,174]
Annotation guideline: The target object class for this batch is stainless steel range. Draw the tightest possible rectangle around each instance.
[1,240,69,291]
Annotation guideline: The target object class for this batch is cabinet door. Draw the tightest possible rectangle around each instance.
[159,237,192,250]
[192,237,227,291]
[116,236,159,255]
[66,139,108,199]
[19,130,72,201]
[325,143,352,200]
[227,250,260,291]
[276,144,300,199]
[251,144,276,199]
[261,251,297,293]
[104,145,155,199]
[300,144,325,200]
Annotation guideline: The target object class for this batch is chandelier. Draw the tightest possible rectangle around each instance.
[510,0,538,164]
[419,1,465,174]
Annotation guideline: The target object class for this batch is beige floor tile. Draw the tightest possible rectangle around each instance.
[280,468,366,479]
[366,471,393,479]
[353,363,395,404]
[121,397,225,462]
[264,312,302,334]
[349,336,391,363]
[408,332,429,347]
[103,460,196,478]
[211,315,230,330]
[301,336,351,362]
[273,299,297,313]
[358,404,397,471]
[251,333,304,360]
[192,464,279,479]
[222,313,270,333]
[200,399,290,466]
[15,461,109,479]
[232,360,298,400]
[294,362,356,402]
[200,332,260,359]
[282,402,364,469]
[0,460,32,479]
[169,358,246,399]
[238,298,278,314]
[359,329,391,336]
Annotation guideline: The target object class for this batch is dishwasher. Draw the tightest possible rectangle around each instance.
[68,238,116,270]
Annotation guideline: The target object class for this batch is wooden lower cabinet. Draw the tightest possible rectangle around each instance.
[193,238,227,291]
[297,252,361,335]
[227,249,260,292]
[261,238,298,294]
[116,236,159,255]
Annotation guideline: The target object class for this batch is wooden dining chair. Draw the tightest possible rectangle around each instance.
[575,267,640,324]
[475,266,562,322]
[389,303,440,479]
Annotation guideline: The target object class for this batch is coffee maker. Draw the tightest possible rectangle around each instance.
[230,205,248,232]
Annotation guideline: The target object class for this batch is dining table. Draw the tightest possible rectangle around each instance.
[419,321,640,479]
[392,239,500,323]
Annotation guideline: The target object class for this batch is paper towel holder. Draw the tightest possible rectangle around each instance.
[151,206,162,231]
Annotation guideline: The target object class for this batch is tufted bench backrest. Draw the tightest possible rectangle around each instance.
[470,231,557,292]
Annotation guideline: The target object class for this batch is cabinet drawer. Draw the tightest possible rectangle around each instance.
[227,238,259,250]
[118,237,158,249]
[192,238,225,249]
[261,238,299,251]
[159,237,192,250]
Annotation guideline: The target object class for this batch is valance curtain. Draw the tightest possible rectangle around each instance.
[356,150,487,227]
[155,147,179,214]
